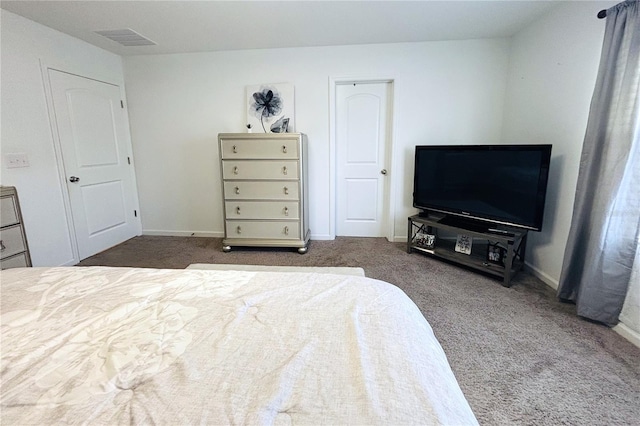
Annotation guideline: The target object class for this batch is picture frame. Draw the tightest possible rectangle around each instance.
[486,243,506,266]
[454,234,473,255]
[246,83,295,133]
[415,232,436,249]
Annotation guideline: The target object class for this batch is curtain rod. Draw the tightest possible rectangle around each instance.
[598,9,607,19]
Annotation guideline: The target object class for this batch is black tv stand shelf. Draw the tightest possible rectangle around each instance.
[407,214,528,287]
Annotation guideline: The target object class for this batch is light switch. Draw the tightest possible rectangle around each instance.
[5,153,30,168]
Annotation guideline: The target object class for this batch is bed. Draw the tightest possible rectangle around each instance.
[1,266,477,425]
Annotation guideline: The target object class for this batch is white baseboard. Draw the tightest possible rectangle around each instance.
[524,261,559,290]
[311,234,335,241]
[613,322,640,349]
[142,230,224,237]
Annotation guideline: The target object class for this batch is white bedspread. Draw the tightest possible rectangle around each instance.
[1,266,477,425]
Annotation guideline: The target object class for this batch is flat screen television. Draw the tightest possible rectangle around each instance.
[413,144,552,231]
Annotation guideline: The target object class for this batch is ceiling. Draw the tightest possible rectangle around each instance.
[1,1,566,56]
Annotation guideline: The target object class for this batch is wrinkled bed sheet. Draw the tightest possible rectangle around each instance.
[1,266,477,425]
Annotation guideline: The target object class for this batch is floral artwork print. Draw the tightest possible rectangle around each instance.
[251,87,283,132]
[246,83,294,133]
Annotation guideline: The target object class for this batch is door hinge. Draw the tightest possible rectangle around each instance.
[127,157,131,164]
[121,100,124,108]
[134,210,137,217]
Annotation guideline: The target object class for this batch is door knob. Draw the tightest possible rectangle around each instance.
[69,176,80,183]
[380,169,387,175]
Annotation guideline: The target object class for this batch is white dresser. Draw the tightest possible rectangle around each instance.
[219,133,310,253]
[1,186,32,269]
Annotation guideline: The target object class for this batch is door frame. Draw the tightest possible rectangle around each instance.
[329,76,397,240]
[40,61,142,264]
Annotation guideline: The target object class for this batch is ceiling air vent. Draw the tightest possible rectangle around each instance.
[94,29,156,46]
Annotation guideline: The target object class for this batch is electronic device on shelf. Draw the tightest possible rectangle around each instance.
[413,144,552,232]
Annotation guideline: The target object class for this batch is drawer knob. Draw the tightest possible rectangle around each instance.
[284,226,289,235]
[232,145,237,153]
[236,226,242,234]
[282,166,287,175]
[0,240,5,251]
[282,145,287,154]
[236,206,241,215]
[235,186,240,195]
[284,207,289,216]
[233,166,239,175]
[284,186,289,195]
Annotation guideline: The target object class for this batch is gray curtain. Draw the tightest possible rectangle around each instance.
[557,0,640,326]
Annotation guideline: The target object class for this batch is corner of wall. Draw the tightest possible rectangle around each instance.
[524,261,559,290]
[613,323,640,349]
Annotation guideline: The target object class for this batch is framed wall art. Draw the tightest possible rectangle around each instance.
[246,83,295,133]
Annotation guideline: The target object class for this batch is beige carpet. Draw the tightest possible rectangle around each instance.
[78,236,640,425]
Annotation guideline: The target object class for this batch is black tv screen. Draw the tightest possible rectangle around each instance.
[413,144,552,231]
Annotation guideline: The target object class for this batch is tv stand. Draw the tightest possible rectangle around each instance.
[407,214,528,287]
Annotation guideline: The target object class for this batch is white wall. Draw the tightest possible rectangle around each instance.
[123,39,509,240]
[501,0,616,284]
[0,10,128,266]
[502,1,640,342]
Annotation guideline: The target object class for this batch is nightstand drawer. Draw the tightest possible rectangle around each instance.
[0,252,29,269]
[226,201,299,220]
[220,139,299,159]
[222,160,299,180]
[226,220,301,240]
[0,196,19,227]
[223,181,299,200]
[0,225,26,259]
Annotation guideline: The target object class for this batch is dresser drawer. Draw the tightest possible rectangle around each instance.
[0,196,19,227]
[224,181,299,200]
[0,225,26,260]
[0,252,29,270]
[226,220,301,240]
[222,160,299,180]
[226,201,299,220]
[220,139,299,159]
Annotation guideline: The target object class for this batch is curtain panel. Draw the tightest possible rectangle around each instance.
[557,0,640,326]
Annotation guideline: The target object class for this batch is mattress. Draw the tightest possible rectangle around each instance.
[1,266,477,425]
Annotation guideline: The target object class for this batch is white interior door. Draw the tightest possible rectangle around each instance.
[48,69,139,260]
[336,82,390,237]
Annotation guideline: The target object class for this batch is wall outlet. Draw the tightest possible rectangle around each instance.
[5,153,30,168]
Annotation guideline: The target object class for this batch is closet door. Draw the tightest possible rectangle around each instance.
[336,82,391,237]
[49,69,139,260]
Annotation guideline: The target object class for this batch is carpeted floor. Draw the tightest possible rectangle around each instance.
[78,236,640,425]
